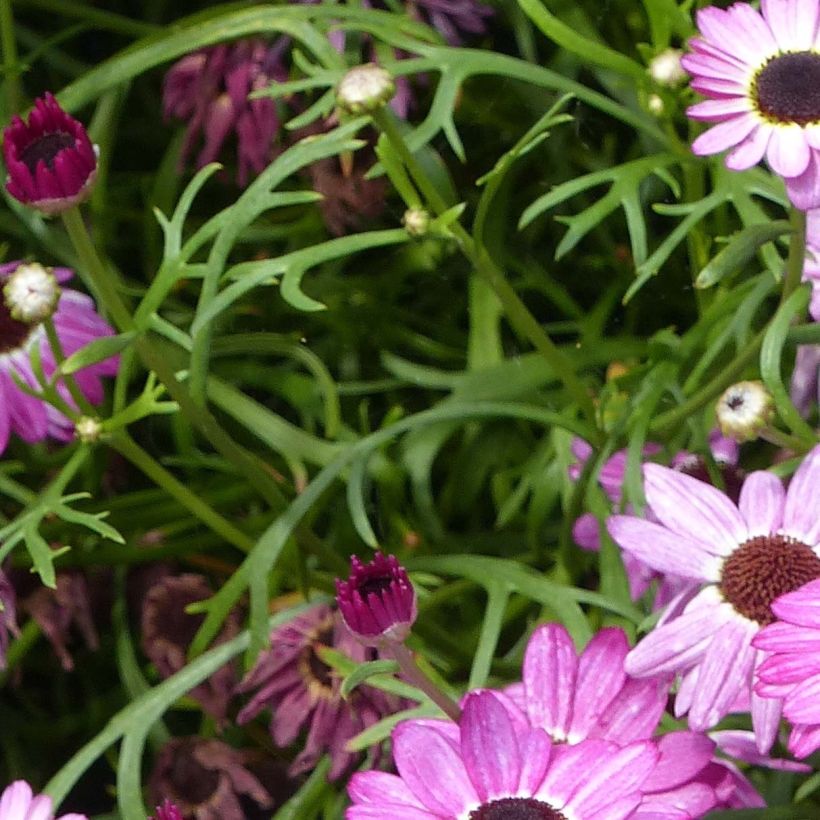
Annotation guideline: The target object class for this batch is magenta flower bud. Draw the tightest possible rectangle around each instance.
[335,552,417,646]
[148,800,182,820]
[3,93,97,215]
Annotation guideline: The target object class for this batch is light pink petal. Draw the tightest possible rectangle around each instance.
[687,97,752,121]
[643,464,747,555]
[751,676,784,753]
[782,444,820,544]
[754,620,820,652]
[460,691,522,801]
[696,6,776,64]
[517,729,552,794]
[537,740,612,807]
[758,650,820,684]
[771,578,820,626]
[738,470,785,535]
[568,627,628,739]
[642,731,716,791]
[348,772,428,808]
[0,376,11,454]
[393,721,477,815]
[347,807,437,820]
[806,124,820,150]
[607,516,720,580]
[783,672,820,723]
[591,675,670,743]
[767,125,812,177]
[674,666,700,718]
[0,782,34,817]
[585,795,643,820]
[691,114,758,156]
[625,593,729,676]
[711,729,810,771]
[690,76,750,97]
[522,623,578,738]
[634,783,718,818]
[26,796,57,820]
[573,513,601,552]
[689,618,757,731]
[564,741,657,816]
[786,150,820,210]
[788,723,820,757]
[761,0,819,50]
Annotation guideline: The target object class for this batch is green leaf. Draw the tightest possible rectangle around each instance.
[695,221,792,289]
[59,332,137,375]
[340,659,400,698]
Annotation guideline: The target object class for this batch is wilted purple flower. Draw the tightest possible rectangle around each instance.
[0,569,19,670]
[406,0,494,45]
[163,39,287,186]
[141,574,240,723]
[19,570,99,671]
[0,780,87,820]
[0,262,118,454]
[236,603,401,780]
[2,93,97,215]
[336,552,417,646]
[608,445,820,752]
[148,738,271,820]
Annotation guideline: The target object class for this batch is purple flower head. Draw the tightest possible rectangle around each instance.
[406,0,494,45]
[141,573,240,723]
[235,603,402,780]
[163,39,287,186]
[608,444,820,752]
[148,738,272,820]
[0,569,20,670]
[0,261,118,454]
[347,688,664,819]
[754,577,820,757]
[0,780,87,820]
[682,0,820,211]
[149,800,183,820]
[336,551,417,646]
[3,93,97,215]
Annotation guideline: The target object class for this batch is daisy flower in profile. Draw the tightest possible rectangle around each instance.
[347,689,660,819]
[754,577,820,757]
[0,780,87,820]
[682,0,820,210]
[0,261,117,454]
[608,444,820,752]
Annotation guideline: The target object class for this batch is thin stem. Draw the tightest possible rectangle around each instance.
[110,432,255,554]
[371,108,601,441]
[759,425,807,453]
[43,317,96,416]
[61,206,289,512]
[0,0,20,116]
[389,641,461,722]
[782,207,807,303]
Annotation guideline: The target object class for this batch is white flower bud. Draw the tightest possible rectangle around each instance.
[75,415,103,444]
[649,49,686,87]
[716,381,774,443]
[402,207,430,237]
[336,64,395,115]
[3,263,60,323]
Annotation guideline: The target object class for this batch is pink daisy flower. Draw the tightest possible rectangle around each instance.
[754,577,820,756]
[0,780,87,820]
[682,0,820,211]
[347,689,661,819]
[0,261,118,454]
[608,444,820,752]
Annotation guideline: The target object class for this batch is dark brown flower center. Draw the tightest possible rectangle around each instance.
[469,797,567,820]
[0,298,33,354]
[20,132,76,174]
[719,534,820,624]
[755,51,820,125]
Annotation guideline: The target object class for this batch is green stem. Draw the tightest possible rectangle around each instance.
[782,207,807,303]
[43,317,96,416]
[759,425,807,453]
[61,207,288,512]
[389,641,461,722]
[0,0,19,116]
[110,432,255,554]
[371,108,601,440]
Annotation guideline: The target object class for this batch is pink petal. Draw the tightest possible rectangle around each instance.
[0,782,34,817]
[642,731,716,791]
[695,6,775,64]
[786,150,820,210]
[643,464,747,555]
[738,470,785,535]
[607,516,721,580]
[751,676,784,753]
[766,125,811,177]
[516,729,553,794]
[687,97,752,121]
[788,723,820,757]
[782,444,820,544]
[770,578,820,626]
[348,772,427,808]
[522,623,578,739]
[691,113,759,156]
[783,672,820,723]
[726,121,771,171]
[591,675,670,743]
[761,0,819,50]
[754,620,820,652]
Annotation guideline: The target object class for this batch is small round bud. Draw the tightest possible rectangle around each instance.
[2,263,60,323]
[75,415,102,444]
[647,93,665,116]
[716,381,774,443]
[336,64,395,115]
[648,49,686,87]
[402,207,430,237]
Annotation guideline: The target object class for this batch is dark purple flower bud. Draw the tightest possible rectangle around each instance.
[0,569,20,670]
[149,799,183,820]
[148,738,272,820]
[141,573,240,723]
[3,93,97,215]
[335,552,417,646]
